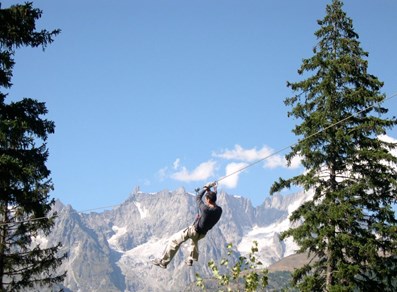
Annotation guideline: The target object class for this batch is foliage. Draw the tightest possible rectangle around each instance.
[271,0,397,291]
[0,2,66,291]
[196,241,268,291]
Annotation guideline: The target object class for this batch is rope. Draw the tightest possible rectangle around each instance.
[216,92,397,183]
[0,204,122,227]
[1,92,396,227]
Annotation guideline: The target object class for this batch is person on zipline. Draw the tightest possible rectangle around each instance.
[152,182,222,269]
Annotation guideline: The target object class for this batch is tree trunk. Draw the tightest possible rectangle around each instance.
[326,244,333,289]
[0,202,8,291]
[326,166,337,290]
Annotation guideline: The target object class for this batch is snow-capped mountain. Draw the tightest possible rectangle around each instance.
[44,188,310,291]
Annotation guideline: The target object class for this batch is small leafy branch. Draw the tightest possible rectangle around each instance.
[196,241,268,291]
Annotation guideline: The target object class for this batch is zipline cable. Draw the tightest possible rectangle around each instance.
[216,92,397,183]
[1,92,397,227]
[0,204,122,227]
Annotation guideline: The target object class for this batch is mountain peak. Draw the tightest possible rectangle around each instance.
[48,189,311,291]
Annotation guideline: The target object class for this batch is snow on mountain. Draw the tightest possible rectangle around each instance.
[43,189,311,291]
[237,190,312,267]
[134,202,149,219]
[238,192,312,267]
[108,226,128,252]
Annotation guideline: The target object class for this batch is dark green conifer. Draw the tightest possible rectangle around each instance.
[0,2,66,291]
[271,1,397,290]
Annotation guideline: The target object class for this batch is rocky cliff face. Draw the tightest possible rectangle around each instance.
[43,189,310,291]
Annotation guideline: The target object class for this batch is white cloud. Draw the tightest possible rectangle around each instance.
[264,155,285,169]
[213,144,301,169]
[218,162,248,189]
[213,144,273,162]
[157,167,168,181]
[170,160,216,182]
[265,154,302,169]
[164,143,305,188]
[379,134,397,143]
[289,155,303,169]
[173,158,181,170]
[379,134,397,157]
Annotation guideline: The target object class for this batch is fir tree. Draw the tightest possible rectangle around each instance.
[0,2,66,291]
[271,1,397,291]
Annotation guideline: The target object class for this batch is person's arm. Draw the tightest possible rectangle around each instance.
[196,182,216,208]
[196,188,207,208]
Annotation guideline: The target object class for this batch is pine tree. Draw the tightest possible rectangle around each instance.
[270,1,397,290]
[0,2,66,291]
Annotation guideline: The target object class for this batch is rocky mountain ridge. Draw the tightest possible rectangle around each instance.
[44,188,310,291]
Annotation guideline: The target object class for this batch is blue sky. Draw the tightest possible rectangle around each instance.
[4,0,397,211]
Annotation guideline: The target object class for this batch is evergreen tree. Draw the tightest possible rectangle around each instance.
[0,2,66,291]
[270,1,397,291]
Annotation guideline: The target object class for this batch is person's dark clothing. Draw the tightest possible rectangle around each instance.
[194,188,222,235]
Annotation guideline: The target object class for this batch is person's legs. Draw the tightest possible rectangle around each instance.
[187,226,205,263]
[160,226,192,266]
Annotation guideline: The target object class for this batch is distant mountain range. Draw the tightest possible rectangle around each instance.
[38,188,311,291]
[32,136,395,291]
